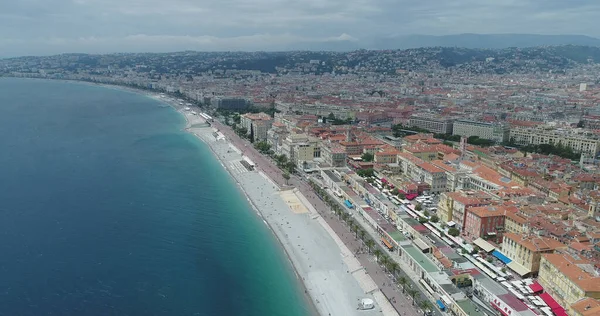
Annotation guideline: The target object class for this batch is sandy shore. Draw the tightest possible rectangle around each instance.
[187,125,383,316]
[139,100,382,315]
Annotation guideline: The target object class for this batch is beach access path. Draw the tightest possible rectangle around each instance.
[182,120,386,316]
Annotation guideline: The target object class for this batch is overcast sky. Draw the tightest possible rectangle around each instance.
[1,0,599,57]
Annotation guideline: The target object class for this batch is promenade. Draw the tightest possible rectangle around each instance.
[186,119,385,316]
[210,119,423,316]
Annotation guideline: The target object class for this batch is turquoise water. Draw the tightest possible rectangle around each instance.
[0,78,311,316]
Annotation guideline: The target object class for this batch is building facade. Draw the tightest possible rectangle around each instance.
[452,120,509,143]
[501,233,566,275]
[408,115,454,134]
[510,126,600,157]
[210,97,250,110]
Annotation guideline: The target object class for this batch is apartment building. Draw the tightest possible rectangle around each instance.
[266,122,289,154]
[374,149,399,164]
[538,253,600,314]
[463,205,506,243]
[571,298,600,316]
[321,145,347,167]
[501,233,566,275]
[437,191,493,229]
[510,126,600,157]
[408,115,454,134]
[210,97,250,110]
[240,112,273,142]
[504,212,528,235]
[417,162,447,193]
[280,133,321,165]
[452,119,509,143]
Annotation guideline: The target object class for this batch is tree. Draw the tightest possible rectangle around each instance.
[448,227,460,237]
[380,256,390,270]
[398,193,406,200]
[282,172,290,185]
[365,239,375,253]
[423,210,430,217]
[419,300,433,315]
[430,215,439,223]
[285,161,296,174]
[249,124,255,143]
[373,249,383,261]
[407,289,419,305]
[397,276,408,293]
[358,229,366,241]
[387,262,399,277]
[418,216,428,224]
[415,203,423,211]
[254,141,271,154]
[391,188,400,195]
[361,152,374,162]
[356,168,375,178]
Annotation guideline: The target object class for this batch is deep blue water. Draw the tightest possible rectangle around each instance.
[0,78,311,316]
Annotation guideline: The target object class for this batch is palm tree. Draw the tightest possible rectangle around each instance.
[418,300,433,315]
[387,262,399,278]
[341,212,349,222]
[407,289,419,306]
[358,229,366,241]
[351,223,360,238]
[373,249,383,262]
[365,239,375,253]
[380,255,389,270]
[397,276,408,293]
[282,172,290,185]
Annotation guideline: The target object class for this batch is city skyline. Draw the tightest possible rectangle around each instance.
[2,0,600,57]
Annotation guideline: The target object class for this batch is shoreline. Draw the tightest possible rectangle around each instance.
[116,85,324,315]
[6,77,383,316]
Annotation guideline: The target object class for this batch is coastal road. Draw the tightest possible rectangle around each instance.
[212,121,423,316]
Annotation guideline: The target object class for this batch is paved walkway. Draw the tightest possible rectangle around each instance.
[212,120,427,316]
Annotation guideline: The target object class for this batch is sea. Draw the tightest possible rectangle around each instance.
[0,78,312,316]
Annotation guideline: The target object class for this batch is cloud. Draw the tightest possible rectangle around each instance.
[0,0,599,56]
[0,33,359,56]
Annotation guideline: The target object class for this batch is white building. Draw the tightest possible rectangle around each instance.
[452,120,509,143]
[509,126,600,157]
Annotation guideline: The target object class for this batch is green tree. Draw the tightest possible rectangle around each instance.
[423,210,430,217]
[391,188,400,195]
[387,262,399,277]
[407,288,419,306]
[448,227,460,237]
[419,300,433,315]
[430,215,439,223]
[415,204,423,211]
[254,141,271,154]
[365,239,375,253]
[397,276,408,293]
[356,168,375,178]
[398,193,406,199]
[361,152,374,162]
[418,216,428,224]
[358,229,366,242]
[373,249,383,261]
[282,172,290,185]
